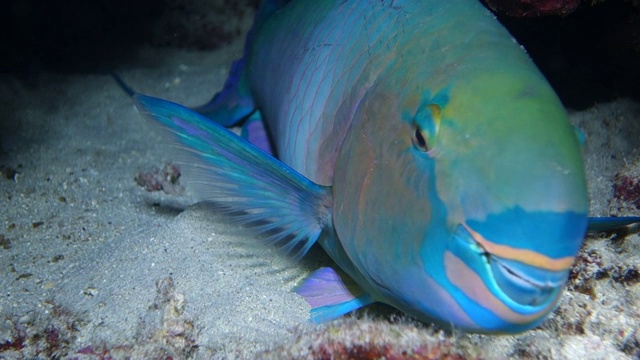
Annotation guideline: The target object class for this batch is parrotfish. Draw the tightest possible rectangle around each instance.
[123,0,640,333]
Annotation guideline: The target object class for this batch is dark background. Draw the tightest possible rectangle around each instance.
[2,0,639,110]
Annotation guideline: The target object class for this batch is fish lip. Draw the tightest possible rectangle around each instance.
[489,254,567,307]
[452,224,567,307]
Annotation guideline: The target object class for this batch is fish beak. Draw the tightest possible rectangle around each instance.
[450,224,568,308]
[489,254,567,307]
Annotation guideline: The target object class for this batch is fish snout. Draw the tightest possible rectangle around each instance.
[447,223,573,330]
[489,255,568,307]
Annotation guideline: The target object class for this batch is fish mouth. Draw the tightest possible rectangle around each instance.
[452,224,568,307]
[489,254,567,306]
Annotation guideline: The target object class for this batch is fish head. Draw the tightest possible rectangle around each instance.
[332,70,588,333]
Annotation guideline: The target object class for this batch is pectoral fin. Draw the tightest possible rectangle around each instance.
[134,94,332,260]
[587,216,640,238]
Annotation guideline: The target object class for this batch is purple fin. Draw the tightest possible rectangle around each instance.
[296,267,373,323]
[241,112,274,156]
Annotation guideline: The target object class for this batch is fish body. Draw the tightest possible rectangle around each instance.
[132,0,591,333]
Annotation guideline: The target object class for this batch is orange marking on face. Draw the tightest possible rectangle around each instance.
[444,251,557,325]
[463,224,574,271]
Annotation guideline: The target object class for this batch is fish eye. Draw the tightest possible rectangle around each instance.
[410,103,441,153]
[412,124,430,152]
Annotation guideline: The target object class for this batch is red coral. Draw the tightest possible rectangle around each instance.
[310,341,468,360]
[613,174,640,209]
[483,0,581,16]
